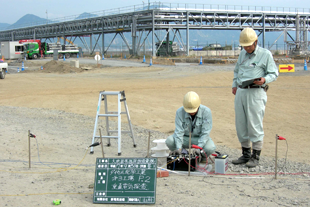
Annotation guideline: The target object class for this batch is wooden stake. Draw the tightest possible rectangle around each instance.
[275,134,278,180]
[188,131,192,176]
[28,130,31,169]
[99,129,105,158]
[147,131,151,158]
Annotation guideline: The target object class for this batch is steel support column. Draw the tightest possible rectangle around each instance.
[102,30,105,55]
[303,19,308,50]
[144,40,146,55]
[152,10,155,57]
[166,29,169,56]
[132,16,137,56]
[263,14,265,48]
[186,11,189,56]
[136,30,143,55]
[90,34,93,54]
[90,34,101,55]
[296,15,300,48]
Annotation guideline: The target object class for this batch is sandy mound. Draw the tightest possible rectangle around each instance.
[41,60,84,73]
[153,58,175,65]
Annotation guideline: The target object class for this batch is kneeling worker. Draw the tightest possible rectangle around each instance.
[165,91,216,159]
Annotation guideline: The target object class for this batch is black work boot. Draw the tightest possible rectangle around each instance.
[232,147,251,165]
[246,149,261,168]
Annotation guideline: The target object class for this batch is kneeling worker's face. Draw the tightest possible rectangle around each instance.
[189,109,198,116]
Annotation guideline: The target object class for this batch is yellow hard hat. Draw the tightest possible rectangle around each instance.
[239,28,258,46]
[183,91,201,113]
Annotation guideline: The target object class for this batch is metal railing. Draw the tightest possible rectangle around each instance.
[2,2,310,31]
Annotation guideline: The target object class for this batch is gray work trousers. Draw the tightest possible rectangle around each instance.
[235,87,267,150]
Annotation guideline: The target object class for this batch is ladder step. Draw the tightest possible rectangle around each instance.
[107,111,127,114]
[108,130,131,133]
[100,91,123,95]
[98,114,119,117]
[94,136,119,139]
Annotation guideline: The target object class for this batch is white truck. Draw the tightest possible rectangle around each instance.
[0,62,8,79]
[1,41,24,60]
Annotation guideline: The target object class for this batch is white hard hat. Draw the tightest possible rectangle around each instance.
[183,91,201,113]
[239,28,258,46]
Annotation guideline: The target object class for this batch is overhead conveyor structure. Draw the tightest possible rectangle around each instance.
[0,2,309,57]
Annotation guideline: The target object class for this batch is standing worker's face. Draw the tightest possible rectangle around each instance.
[243,40,257,54]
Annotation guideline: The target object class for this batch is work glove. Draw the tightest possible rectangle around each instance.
[192,149,202,162]
[192,149,201,156]
[169,149,181,156]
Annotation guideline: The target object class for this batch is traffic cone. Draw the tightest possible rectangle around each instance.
[149,58,152,66]
[102,54,105,60]
[199,56,203,65]
[21,62,25,71]
[304,59,308,71]
[143,55,146,63]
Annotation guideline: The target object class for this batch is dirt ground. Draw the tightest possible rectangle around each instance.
[1,58,310,206]
[3,58,310,164]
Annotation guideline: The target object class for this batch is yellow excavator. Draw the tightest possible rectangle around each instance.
[57,37,74,45]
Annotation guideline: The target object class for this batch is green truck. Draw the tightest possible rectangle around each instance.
[156,41,180,56]
[19,39,79,59]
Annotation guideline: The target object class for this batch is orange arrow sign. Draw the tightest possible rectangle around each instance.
[279,64,295,73]
[280,65,293,71]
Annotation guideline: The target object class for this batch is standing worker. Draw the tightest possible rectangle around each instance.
[232,28,278,168]
[165,91,216,160]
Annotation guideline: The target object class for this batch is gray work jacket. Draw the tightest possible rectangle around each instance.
[232,45,278,88]
[173,105,212,149]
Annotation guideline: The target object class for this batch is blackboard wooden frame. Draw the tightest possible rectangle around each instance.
[93,157,157,204]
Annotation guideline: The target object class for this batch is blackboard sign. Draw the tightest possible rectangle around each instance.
[93,157,157,204]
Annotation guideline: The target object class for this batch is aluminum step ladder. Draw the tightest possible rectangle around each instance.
[90,91,137,155]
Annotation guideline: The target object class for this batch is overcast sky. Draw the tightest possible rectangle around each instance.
[1,0,309,24]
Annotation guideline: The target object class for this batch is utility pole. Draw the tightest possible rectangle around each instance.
[46,10,48,24]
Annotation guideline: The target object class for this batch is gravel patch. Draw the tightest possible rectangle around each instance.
[1,105,309,176]
[1,106,310,206]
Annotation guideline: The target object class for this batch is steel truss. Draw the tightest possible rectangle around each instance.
[0,8,309,56]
